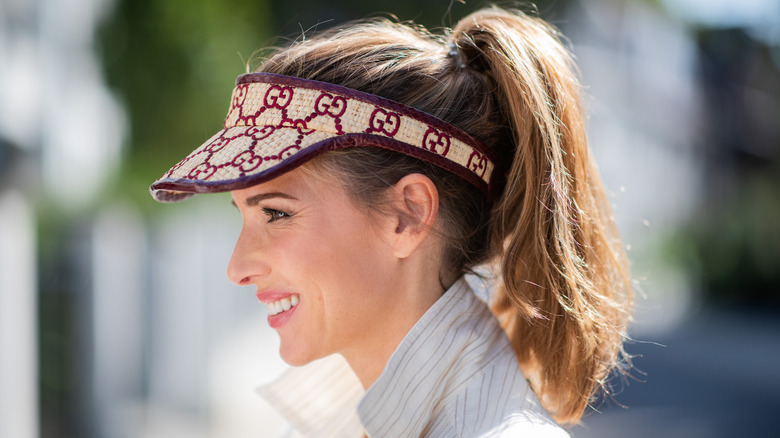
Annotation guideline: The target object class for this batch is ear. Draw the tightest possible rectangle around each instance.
[387,173,439,259]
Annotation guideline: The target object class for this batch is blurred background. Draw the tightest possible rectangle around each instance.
[1,0,778,437]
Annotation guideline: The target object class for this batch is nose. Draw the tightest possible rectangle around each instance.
[227,227,271,286]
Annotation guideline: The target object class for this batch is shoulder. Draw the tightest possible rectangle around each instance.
[425,280,568,437]
[435,359,568,437]
[435,388,569,438]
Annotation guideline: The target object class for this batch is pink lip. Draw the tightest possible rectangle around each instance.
[255,290,296,303]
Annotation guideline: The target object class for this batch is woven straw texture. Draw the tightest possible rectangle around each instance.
[152,75,495,200]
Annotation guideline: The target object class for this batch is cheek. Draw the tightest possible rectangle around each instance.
[309,211,388,270]
[328,240,396,317]
[327,228,389,279]
[306,226,392,306]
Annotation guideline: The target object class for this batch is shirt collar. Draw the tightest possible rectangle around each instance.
[256,354,365,438]
[258,278,492,437]
[357,278,493,436]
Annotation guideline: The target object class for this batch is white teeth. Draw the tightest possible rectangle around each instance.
[266,295,300,316]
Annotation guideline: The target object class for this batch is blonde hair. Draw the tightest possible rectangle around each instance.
[254,6,633,425]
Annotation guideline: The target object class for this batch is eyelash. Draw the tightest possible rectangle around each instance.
[262,207,291,223]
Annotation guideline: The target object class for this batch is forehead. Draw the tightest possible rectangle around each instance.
[229,165,337,205]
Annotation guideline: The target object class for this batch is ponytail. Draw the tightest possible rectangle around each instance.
[256,6,633,425]
[452,8,633,423]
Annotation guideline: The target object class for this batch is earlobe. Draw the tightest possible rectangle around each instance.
[390,174,439,258]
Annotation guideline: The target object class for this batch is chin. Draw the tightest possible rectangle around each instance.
[278,345,320,367]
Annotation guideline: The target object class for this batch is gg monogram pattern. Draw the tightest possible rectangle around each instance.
[151,73,496,202]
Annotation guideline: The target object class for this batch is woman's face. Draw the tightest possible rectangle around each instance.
[228,167,399,366]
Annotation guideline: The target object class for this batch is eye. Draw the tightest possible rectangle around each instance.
[262,207,291,223]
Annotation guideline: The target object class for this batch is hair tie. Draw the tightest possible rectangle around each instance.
[447,42,467,70]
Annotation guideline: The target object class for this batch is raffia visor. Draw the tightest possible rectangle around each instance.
[150,73,498,203]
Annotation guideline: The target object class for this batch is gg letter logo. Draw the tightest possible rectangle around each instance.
[467,150,488,178]
[368,108,401,137]
[422,127,451,157]
[315,93,347,117]
[264,85,294,109]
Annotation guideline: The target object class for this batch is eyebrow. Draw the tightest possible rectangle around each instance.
[231,191,298,208]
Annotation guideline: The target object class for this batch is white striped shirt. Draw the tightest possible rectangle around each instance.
[258,278,569,437]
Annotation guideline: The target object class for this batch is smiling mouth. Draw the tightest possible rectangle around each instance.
[266,295,300,316]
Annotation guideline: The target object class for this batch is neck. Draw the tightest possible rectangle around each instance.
[341,258,446,389]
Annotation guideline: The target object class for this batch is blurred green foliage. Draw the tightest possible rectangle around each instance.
[38,1,780,436]
[97,0,273,208]
[691,27,780,307]
[96,0,779,304]
[96,0,564,210]
[692,167,780,307]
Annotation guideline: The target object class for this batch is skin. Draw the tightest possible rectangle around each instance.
[227,166,446,388]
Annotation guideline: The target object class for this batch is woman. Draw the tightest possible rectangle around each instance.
[151,6,633,437]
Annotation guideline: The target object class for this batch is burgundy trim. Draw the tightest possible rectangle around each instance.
[235,73,499,166]
[151,73,508,203]
[151,133,491,202]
